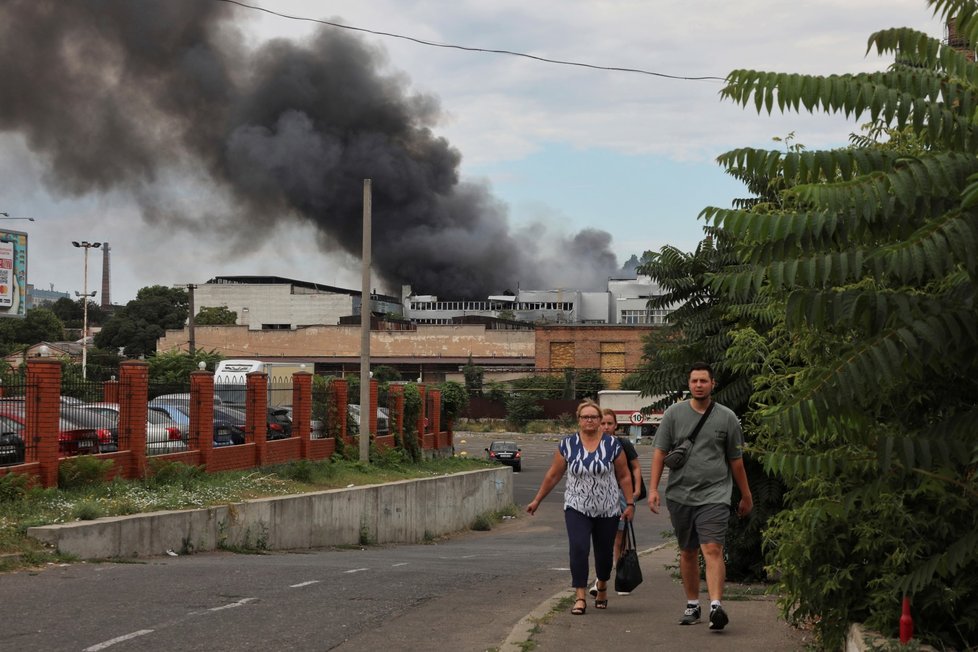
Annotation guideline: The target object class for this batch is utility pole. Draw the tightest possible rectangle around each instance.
[186,284,197,355]
[71,241,101,380]
[359,179,372,464]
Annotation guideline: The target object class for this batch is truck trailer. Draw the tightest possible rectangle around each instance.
[214,359,308,407]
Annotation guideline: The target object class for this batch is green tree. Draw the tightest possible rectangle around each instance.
[510,374,564,399]
[147,349,224,385]
[95,286,189,357]
[49,297,83,328]
[371,365,401,383]
[505,392,542,430]
[571,368,605,400]
[16,308,65,345]
[462,355,484,396]
[194,306,237,325]
[701,3,978,647]
[437,380,469,424]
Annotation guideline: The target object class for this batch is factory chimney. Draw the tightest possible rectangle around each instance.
[100,242,110,309]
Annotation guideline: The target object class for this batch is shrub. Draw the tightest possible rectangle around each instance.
[505,393,542,431]
[58,456,113,490]
[0,473,30,502]
[145,460,205,489]
[72,501,103,520]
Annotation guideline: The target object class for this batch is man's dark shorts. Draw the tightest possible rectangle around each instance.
[667,500,730,549]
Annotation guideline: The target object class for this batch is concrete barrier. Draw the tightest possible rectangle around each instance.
[28,468,513,559]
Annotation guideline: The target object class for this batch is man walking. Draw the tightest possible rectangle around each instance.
[648,362,753,631]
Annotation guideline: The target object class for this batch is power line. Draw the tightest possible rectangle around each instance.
[214,0,726,82]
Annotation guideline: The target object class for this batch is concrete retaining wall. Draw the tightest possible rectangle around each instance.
[27,468,513,559]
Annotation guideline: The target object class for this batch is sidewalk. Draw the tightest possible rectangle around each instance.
[501,543,811,651]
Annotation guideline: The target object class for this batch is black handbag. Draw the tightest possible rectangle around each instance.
[663,401,715,470]
[635,475,648,501]
[614,521,643,593]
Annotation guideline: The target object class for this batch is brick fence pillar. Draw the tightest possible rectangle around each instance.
[191,370,214,470]
[429,389,442,436]
[247,371,268,467]
[332,379,348,440]
[102,378,119,404]
[119,361,149,479]
[368,378,379,438]
[292,371,312,458]
[27,358,61,488]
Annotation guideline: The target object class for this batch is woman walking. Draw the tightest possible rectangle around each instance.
[526,399,636,615]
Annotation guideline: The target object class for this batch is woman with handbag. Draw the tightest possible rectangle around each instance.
[526,399,636,615]
[598,408,644,596]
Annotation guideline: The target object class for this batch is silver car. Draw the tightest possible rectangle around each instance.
[79,403,189,455]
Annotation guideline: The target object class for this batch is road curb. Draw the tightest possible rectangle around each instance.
[499,542,670,651]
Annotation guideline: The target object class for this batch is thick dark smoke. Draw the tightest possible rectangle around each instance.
[0,0,621,297]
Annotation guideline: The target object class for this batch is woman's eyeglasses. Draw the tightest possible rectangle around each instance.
[579,415,600,420]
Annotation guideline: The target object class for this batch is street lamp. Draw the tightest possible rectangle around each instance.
[72,241,101,380]
[0,212,34,221]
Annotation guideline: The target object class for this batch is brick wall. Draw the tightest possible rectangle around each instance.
[535,325,650,388]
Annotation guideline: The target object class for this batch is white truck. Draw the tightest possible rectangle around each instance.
[214,359,308,408]
[597,390,668,442]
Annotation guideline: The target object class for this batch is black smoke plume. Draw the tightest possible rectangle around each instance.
[0,0,621,297]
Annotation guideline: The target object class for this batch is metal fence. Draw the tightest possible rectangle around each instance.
[0,377,31,467]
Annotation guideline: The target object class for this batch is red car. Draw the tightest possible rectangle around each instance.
[0,406,107,457]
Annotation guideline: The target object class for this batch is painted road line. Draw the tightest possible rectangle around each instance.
[209,597,256,611]
[83,629,154,651]
[391,562,408,567]
[290,580,321,588]
[344,568,369,574]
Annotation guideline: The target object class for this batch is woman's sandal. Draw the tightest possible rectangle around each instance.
[571,597,587,615]
[594,585,609,609]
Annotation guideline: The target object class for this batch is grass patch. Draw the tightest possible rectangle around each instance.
[0,455,488,571]
[471,503,521,532]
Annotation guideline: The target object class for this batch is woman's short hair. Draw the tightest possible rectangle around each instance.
[576,399,602,419]
[601,407,616,421]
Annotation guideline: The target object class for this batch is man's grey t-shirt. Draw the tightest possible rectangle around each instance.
[653,400,743,506]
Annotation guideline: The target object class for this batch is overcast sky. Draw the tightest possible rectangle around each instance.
[0,0,944,305]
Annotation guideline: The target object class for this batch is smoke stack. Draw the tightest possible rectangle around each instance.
[100,242,110,309]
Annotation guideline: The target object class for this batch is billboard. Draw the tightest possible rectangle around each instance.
[0,229,28,318]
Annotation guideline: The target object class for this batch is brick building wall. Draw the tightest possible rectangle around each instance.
[535,325,651,388]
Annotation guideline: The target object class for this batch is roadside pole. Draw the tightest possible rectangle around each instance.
[359,179,372,463]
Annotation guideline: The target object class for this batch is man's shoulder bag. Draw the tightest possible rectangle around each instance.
[662,401,715,470]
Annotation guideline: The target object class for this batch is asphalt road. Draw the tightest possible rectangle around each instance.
[2,432,671,652]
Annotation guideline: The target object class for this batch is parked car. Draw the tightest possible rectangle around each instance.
[485,441,522,472]
[0,414,25,465]
[147,401,244,447]
[281,405,324,437]
[0,406,106,457]
[347,405,391,436]
[78,403,188,455]
[146,400,290,445]
[151,393,224,406]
